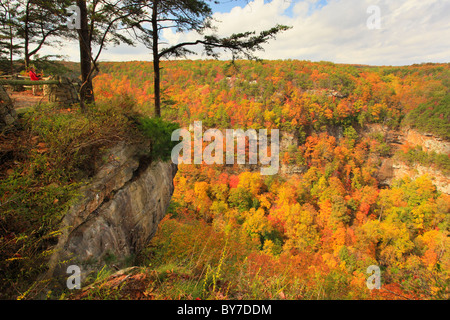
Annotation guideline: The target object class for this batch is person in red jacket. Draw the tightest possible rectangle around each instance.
[28,67,42,95]
[29,67,41,81]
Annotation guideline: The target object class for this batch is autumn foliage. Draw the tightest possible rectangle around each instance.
[93,60,449,300]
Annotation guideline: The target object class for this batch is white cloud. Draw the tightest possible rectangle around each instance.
[196,0,450,65]
[42,0,450,66]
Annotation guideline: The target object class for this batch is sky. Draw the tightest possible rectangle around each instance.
[48,0,450,66]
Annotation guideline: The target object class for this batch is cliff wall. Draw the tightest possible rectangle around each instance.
[45,141,177,283]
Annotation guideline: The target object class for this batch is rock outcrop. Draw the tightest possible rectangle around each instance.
[44,76,81,106]
[378,158,449,194]
[403,128,450,155]
[366,124,450,195]
[364,124,450,155]
[45,141,177,283]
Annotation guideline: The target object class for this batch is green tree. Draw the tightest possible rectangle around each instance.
[13,0,73,69]
[228,187,254,213]
[74,0,139,111]
[130,0,291,117]
[0,1,22,74]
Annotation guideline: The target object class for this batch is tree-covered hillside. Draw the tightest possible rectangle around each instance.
[89,60,449,300]
[95,60,450,138]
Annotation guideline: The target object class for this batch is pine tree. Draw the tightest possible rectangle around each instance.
[129,0,291,117]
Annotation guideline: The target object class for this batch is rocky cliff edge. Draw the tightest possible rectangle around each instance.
[45,141,177,284]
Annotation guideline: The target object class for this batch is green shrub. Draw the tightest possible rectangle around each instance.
[0,102,135,299]
[396,146,450,175]
[228,187,254,213]
[137,117,180,161]
[404,93,450,139]
[343,126,359,148]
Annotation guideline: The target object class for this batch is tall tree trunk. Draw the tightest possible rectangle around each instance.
[77,0,94,112]
[24,0,30,69]
[8,14,14,74]
[152,0,161,118]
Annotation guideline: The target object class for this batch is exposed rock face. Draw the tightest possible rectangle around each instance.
[0,85,17,131]
[392,162,449,194]
[403,128,450,155]
[366,124,450,195]
[46,141,177,282]
[364,124,450,155]
[378,158,449,194]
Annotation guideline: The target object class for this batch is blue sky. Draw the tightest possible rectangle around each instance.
[211,0,328,16]
[49,0,450,66]
[210,0,249,13]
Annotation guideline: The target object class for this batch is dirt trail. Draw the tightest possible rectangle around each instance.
[7,90,47,110]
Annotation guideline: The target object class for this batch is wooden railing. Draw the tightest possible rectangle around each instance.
[0,79,60,86]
